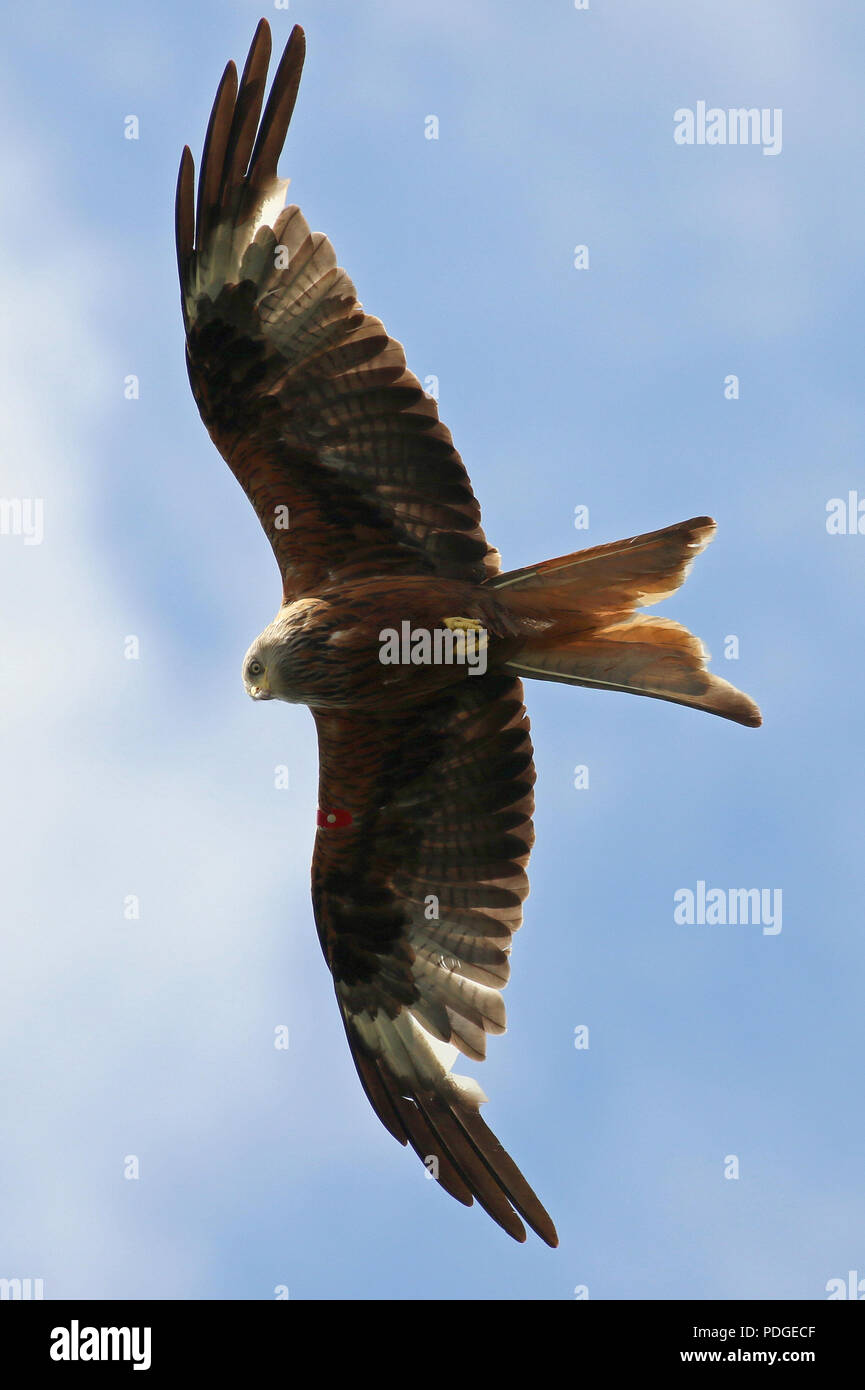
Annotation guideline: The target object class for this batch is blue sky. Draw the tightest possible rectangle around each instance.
[1,0,863,1299]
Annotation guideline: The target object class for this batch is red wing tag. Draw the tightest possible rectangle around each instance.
[316,807,353,829]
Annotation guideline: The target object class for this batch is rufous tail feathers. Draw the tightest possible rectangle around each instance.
[488,516,761,728]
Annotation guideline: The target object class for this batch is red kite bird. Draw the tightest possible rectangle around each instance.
[176,20,761,1247]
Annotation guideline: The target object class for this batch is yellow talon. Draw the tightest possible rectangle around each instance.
[442,616,488,651]
[443,616,484,632]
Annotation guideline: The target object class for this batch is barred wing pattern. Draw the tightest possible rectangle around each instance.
[313,674,557,1246]
[176,20,499,602]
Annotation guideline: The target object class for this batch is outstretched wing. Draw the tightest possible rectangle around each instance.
[176,20,499,601]
[312,673,558,1246]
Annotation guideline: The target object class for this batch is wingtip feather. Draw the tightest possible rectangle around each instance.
[175,146,195,294]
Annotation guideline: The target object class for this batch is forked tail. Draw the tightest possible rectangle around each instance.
[488,517,761,727]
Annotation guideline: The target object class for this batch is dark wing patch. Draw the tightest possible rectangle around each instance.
[177,20,499,602]
[311,674,557,1246]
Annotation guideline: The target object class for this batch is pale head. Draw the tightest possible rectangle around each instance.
[241,601,330,705]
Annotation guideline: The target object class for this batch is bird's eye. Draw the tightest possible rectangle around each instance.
[248,659,263,678]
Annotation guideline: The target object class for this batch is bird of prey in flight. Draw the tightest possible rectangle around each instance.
[175,19,760,1247]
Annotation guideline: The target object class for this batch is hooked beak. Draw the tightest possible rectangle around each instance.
[249,672,273,701]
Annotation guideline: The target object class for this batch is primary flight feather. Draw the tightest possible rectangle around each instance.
[176,19,761,1247]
